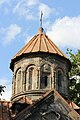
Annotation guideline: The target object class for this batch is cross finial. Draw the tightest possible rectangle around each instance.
[40,11,43,28]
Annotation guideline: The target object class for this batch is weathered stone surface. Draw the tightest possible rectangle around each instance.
[15,90,80,120]
[11,53,69,102]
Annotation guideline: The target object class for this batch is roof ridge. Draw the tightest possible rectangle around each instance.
[43,34,49,52]
[46,35,67,58]
[30,37,38,52]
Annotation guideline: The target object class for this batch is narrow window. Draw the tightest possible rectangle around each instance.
[40,74,48,89]
[16,69,21,93]
[45,76,47,86]
[58,70,62,87]
[28,67,34,90]
[40,64,51,89]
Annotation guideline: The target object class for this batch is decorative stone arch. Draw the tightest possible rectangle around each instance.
[12,79,15,96]
[15,67,21,76]
[40,63,52,89]
[25,64,37,90]
[54,66,64,93]
[15,67,22,94]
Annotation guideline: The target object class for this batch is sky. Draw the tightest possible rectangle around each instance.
[0,0,80,100]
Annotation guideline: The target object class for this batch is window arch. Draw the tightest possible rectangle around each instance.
[58,70,63,87]
[28,67,34,90]
[16,68,21,93]
[56,68,64,91]
[40,64,51,89]
[25,65,35,90]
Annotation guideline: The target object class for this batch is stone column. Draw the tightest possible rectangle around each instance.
[51,67,54,88]
[37,67,40,89]
[27,69,29,90]
[15,73,17,94]
[54,71,57,90]
[64,73,68,96]
[12,73,16,96]
[32,68,36,90]
[12,75,14,96]
[51,64,56,89]
[22,70,26,92]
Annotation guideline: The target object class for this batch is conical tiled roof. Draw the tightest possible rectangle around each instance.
[13,27,67,59]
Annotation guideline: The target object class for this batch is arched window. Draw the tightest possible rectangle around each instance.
[58,70,62,87]
[16,69,21,93]
[44,76,47,86]
[28,67,34,90]
[56,69,64,91]
[25,65,35,90]
[40,64,51,89]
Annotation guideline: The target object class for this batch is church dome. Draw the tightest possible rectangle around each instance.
[10,27,70,71]
[14,27,67,59]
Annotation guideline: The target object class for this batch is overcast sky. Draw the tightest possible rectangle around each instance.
[0,0,80,100]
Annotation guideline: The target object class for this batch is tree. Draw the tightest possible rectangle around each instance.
[0,85,5,96]
[66,49,80,106]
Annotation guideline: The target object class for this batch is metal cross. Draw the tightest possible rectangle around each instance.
[40,11,43,27]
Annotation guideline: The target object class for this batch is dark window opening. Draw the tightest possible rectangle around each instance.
[58,70,62,87]
[45,76,47,87]
[40,75,48,89]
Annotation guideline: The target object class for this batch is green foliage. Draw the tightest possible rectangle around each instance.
[66,49,80,106]
[0,85,5,96]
